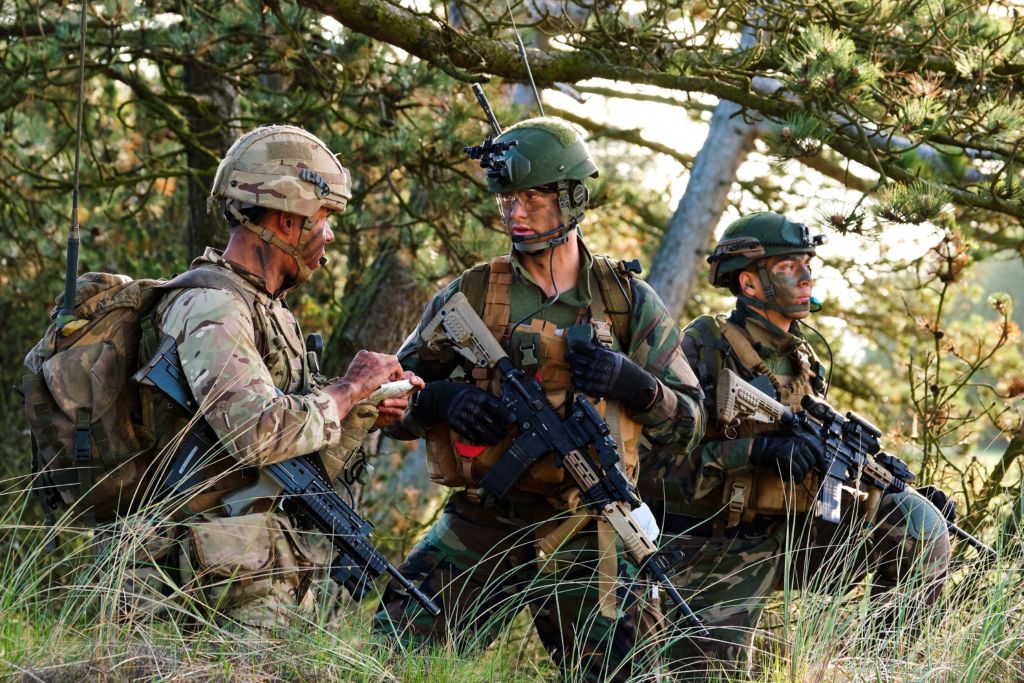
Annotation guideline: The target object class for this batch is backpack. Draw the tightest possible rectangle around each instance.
[22,269,249,527]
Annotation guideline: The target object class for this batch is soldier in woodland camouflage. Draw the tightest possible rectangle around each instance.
[638,212,951,679]
[127,125,422,628]
[373,117,705,682]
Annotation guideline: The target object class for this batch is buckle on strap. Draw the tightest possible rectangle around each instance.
[727,480,746,528]
[592,320,615,346]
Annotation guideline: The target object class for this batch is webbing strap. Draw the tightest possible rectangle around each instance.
[483,255,513,336]
[586,268,615,346]
[591,256,632,343]
[73,407,95,527]
[716,315,783,396]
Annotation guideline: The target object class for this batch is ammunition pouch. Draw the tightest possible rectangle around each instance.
[721,469,819,527]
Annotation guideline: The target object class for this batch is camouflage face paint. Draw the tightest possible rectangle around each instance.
[767,259,813,314]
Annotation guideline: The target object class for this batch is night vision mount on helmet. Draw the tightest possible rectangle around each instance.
[465,86,598,253]
[707,211,827,314]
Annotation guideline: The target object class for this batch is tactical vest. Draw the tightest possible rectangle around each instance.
[692,313,824,526]
[146,263,323,513]
[424,255,643,508]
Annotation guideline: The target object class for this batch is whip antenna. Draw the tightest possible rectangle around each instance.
[504,0,545,116]
[56,3,88,332]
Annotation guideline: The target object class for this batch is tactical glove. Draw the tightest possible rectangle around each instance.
[916,485,957,524]
[567,339,659,413]
[410,381,510,445]
[749,434,818,482]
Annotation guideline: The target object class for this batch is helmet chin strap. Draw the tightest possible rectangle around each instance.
[739,263,810,316]
[510,180,583,254]
[737,292,807,315]
[229,204,316,284]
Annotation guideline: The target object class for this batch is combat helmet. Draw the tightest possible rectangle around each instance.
[707,211,826,313]
[466,116,598,253]
[210,125,352,283]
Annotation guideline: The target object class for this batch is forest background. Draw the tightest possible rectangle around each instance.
[1,0,1024,680]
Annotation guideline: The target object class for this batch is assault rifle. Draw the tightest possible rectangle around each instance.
[421,292,709,635]
[717,368,996,558]
[137,337,440,616]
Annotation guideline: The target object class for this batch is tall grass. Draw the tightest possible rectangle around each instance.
[1,397,1021,682]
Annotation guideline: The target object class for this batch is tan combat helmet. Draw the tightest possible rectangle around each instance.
[210,125,352,283]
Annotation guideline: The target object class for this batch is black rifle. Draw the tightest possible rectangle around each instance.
[717,368,996,558]
[135,336,441,615]
[422,292,709,635]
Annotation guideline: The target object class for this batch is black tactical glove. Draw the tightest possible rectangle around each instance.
[410,380,510,445]
[567,339,659,413]
[916,485,957,524]
[749,434,818,482]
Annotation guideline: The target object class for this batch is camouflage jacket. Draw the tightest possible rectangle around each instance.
[639,302,825,512]
[154,248,344,473]
[396,238,705,451]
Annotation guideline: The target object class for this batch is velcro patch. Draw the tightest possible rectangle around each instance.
[266,140,311,162]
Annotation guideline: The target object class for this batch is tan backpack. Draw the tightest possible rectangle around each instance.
[22,269,250,527]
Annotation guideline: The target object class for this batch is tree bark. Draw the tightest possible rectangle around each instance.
[646,103,757,316]
[974,429,1024,524]
[323,244,429,375]
[183,60,238,259]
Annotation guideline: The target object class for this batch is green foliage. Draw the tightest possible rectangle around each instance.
[763,114,829,160]
[781,25,883,106]
[873,180,953,225]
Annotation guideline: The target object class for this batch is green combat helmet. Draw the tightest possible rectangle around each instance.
[707,211,826,314]
[209,125,352,283]
[466,116,598,253]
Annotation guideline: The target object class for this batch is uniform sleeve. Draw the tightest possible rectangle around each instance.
[623,279,705,451]
[160,288,343,468]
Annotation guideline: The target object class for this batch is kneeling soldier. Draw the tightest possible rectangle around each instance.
[639,212,951,679]
[374,117,705,682]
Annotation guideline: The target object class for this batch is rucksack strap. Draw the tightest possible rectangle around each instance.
[715,314,783,396]
[458,262,492,321]
[591,256,633,344]
[73,407,94,528]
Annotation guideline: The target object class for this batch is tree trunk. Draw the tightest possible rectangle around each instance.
[646,100,758,314]
[974,429,1024,527]
[324,244,435,541]
[323,245,429,375]
[647,25,762,315]
[183,60,238,260]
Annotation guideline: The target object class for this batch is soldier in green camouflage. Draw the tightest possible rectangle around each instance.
[638,212,951,679]
[372,116,706,682]
[128,125,422,628]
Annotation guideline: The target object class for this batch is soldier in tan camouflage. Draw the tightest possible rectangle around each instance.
[126,125,422,629]
[372,117,706,682]
[638,212,951,680]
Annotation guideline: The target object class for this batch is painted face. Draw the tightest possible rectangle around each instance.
[765,254,814,317]
[497,188,561,245]
[301,207,336,272]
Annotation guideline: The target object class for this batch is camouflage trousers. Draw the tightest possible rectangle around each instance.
[373,491,660,682]
[115,510,331,631]
[655,489,951,681]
